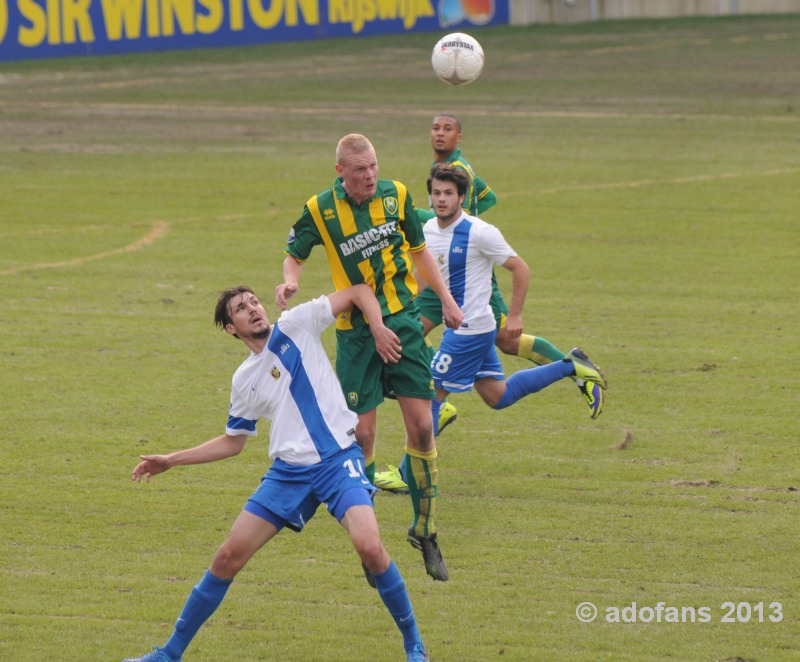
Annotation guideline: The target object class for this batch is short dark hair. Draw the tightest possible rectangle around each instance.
[433,112,461,132]
[427,163,469,197]
[214,285,255,331]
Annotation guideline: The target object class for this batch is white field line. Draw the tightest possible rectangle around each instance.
[0,220,169,276]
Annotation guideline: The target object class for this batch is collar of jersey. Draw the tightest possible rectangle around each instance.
[334,176,378,205]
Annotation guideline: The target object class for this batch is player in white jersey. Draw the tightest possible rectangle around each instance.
[124,285,430,662]
[422,164,608,436]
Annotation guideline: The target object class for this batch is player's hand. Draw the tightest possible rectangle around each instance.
[132,455,170,482]
[504,314,524,340]
[274,282,299,310]
[442,300,464,330]
[371,325,402,364]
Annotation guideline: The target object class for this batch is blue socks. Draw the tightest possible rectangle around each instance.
[398,362,572,476]
[493,359,573,410]
[162,570,233,660]
[159,565,421,658]
[431,399,442,438]
[373,561,422,652]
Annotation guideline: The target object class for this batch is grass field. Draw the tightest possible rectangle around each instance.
[2,14,800,662]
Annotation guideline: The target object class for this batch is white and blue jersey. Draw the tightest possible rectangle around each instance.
[425,212,516,393]
[423,212,516,335]
[226,296,358,466]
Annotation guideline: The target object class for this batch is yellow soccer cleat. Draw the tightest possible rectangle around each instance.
[438,401,458,434]
[566,347,608,390]
[374,465,409,494]
[578,380,604,419]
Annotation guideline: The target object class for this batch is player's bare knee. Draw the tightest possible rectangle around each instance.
[408,424,435,452]
[357,537,389,573]
[355,420,377,449]
[211,543,246,578]
[355,534,383,561]
[495,333,517,356]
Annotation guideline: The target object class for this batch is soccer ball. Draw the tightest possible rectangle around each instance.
[431,33,485,87]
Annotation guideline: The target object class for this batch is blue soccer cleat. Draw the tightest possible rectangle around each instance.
[407,642,430,662]
[122,647,177,662]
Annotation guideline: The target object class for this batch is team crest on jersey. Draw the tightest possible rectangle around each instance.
[287,228,295,244]
[348,392,359,407]
[383,197,398,215]
[437,253,445,265]
[323,208,336,221]
[270,366,281,380]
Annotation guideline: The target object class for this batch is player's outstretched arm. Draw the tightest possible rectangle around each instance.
[132,433,249,482]
[328,284,402,364]
[275,256,304,310]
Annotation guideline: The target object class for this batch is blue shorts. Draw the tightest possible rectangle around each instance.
[243,444,377,533]
[432,328,504,393]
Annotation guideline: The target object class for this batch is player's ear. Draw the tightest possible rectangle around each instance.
[224,323,238,338]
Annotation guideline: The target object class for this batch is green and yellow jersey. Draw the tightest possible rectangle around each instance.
[285,177,425,330]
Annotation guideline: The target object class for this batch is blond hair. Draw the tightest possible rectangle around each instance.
[336,134,374,165]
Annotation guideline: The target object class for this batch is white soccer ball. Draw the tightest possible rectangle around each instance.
[431,33,485,87]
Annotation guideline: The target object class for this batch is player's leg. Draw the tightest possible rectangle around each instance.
[393,394,447,582]
[510,331,606,418]
[381,363,454,493]
[488,274,605,418]
[340,504,428,660]
[340,503,391,574]
[430,328,495,435]
[380,308,447,579]
[396,395,438,531]
[395,329,496,582]
[324,446,427,659]
[374,307,435,494]
[336,326,384,484]
[432,327,570,418]
[476,358,573,410]
[481,348,605,410]
[124,509,281,662]
[416,285,458,434]
[356,408,378,484]
[499,328,567,365]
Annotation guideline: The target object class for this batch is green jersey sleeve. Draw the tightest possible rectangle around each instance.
[285,202,323,262]
[474,175,497,214]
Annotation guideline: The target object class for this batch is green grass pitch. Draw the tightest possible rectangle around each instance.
[1,14,799,661]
